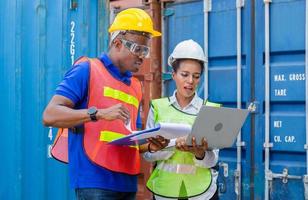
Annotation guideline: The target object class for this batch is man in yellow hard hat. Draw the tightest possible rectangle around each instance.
[43,8,167,200]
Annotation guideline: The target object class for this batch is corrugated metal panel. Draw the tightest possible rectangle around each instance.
[255,0,306,199]
[0,1,109,199]
[163,0,306,199]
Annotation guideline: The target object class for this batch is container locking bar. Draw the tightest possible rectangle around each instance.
[266,169,302,184]
[305,0,308,199]
[303,175,308,200]
[234,169,240,197]
[266,169,302,196]
[235,0,245,199]
[264,0,271,199]
[203,0,212,99]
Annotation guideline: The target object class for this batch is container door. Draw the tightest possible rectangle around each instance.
[255,0,306,199]
[0,1,109,199]
[163,0,252,199]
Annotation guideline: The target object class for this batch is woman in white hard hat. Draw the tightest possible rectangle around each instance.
[143,39,220,200]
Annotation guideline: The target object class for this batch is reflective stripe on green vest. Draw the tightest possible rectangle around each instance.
[146,98,221,198]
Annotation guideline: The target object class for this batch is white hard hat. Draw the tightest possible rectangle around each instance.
[168,39,207,67]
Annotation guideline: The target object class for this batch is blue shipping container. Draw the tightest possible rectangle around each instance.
[163,0,306,199]
[0,1,109,199]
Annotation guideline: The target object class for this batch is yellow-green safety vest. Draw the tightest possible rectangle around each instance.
[146,97,221,199]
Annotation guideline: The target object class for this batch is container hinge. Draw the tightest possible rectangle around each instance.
[236,0,245,8]
[163,8,174,17]
[162,72,172,81]
[263,142,273,148]
[218,162,228,193]
[303,175,308,200]
[236,141,245,147]
[247,101,259,113]
[265,170,273,181]
[265,170,273,193]
[204,0,212,12]
[70,0,78,10]
[47,144,52,158]
[219,162,229,177]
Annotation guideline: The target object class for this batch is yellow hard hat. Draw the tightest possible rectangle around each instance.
[109,8,161,37]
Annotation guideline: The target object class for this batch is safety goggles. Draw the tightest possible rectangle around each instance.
[120,39,150,58]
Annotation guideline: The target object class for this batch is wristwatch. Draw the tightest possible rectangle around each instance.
[87,106,98,121]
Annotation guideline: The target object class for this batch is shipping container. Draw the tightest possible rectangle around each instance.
[0,1,109,199]
[2,0,307,199]
[162,0,306,199]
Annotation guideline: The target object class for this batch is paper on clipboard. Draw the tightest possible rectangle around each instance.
[132,123,191,140]
[109,123,191,146]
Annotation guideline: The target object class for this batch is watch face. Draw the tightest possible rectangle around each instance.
[88,106,98,121]
[88,106,97,115]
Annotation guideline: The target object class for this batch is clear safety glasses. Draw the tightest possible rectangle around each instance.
[120,39,150,58]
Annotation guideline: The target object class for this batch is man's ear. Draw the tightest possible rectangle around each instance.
[172,71,175,79]
[112,38,122,51]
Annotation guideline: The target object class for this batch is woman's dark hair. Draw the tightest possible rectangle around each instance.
[172,59,204,74]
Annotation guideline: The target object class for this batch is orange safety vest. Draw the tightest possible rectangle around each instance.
[51,57,142,175]
[51,128,68,163]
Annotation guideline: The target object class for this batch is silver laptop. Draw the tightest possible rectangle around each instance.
[186,106,249,150]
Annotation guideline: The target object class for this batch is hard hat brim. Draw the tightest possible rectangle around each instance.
[150,30,162,37]
[108,28,161,37]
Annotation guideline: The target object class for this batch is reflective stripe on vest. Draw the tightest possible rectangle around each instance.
[156,162,197,174]
[104,86,139,109]
[146,97,221,198]
[99,130,125,142]
[100,131,138,149]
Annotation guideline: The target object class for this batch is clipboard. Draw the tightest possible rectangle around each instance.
[109,123,191,146]
[186,105,249,149]
[108,126,160,146]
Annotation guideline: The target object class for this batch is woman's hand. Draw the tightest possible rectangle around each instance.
[147,136,170,152]
[176,136,208,159]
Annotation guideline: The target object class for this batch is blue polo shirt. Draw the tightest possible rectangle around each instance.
[55,53,141,192]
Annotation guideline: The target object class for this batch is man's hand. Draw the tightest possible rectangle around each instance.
[176,136,208,159]
[97,103,130,122]
[43,96,130,128]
